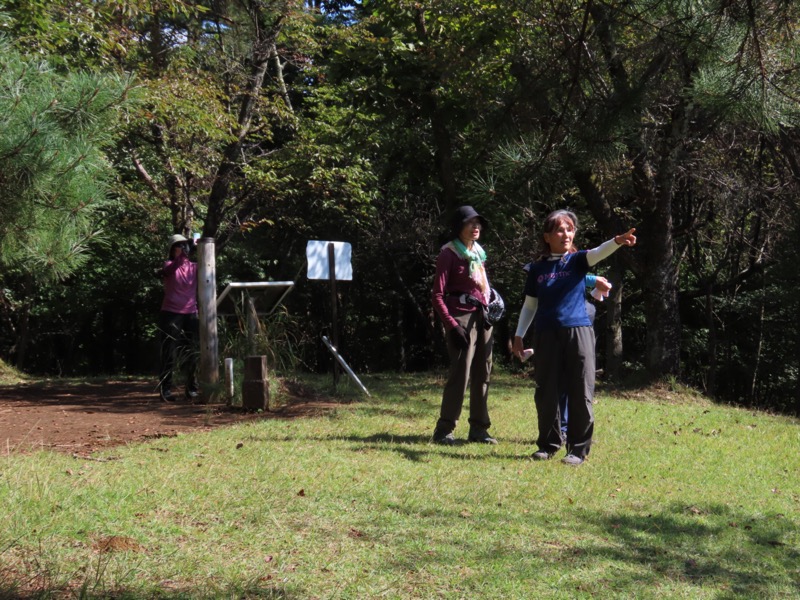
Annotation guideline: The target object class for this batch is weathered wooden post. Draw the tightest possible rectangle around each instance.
[198,238,219,403]
[224,357,234,405]
[242,355,269,411]
[246,295,259,355]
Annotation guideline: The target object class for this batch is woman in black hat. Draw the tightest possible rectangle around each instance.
[430,206,498,445]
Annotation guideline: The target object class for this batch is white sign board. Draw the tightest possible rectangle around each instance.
[306,241,353,281]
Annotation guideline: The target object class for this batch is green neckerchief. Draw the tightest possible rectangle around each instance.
[450,239,486,277]
[447,239,490,302]
[453,239,486,264]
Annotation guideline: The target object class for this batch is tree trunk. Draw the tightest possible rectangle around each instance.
[632,89,689,379]
[12,302,30,370]
[604,256,625,381]
[395,296,406,372]
[203,5,287,237]
[413,7,458,210]
[640,183,681,377]
[705,284,716,395]
[12,275,34,370]
[431,109,458,210]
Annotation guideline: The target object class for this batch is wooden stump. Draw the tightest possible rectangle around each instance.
[242,355,269,411]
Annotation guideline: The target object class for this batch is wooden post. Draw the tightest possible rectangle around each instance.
[198,238,219,403]
[328,243,339,388]
[242,355,269,411]
[224,357,234,404]
[246,295,258,355]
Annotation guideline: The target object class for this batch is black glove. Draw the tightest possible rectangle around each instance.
[448,325,469,350]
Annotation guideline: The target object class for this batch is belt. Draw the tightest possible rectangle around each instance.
[450,293,484,308]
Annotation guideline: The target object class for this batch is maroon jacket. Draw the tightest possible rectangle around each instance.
[431,245,489,331]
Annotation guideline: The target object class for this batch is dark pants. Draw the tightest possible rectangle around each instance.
[560,301,596,436]
[533,326,595,457]
[436,311,493,434]
[158,311,199,393]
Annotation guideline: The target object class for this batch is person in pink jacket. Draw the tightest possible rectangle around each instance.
[156,234,199,402]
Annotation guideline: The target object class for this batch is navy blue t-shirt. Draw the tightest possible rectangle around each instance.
[524,251,591,331]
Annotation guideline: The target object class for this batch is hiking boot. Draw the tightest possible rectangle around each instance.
[433,431,457,446]
[532,449,555,461]
[561,454,585,466]
[468,430,498,444]
[159,387,175,403]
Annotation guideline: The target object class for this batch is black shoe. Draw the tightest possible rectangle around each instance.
[468,430,498,444]
[160,388,175,402]
[433,431,456,446]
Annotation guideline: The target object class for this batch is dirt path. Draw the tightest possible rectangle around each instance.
[0,379,334,456]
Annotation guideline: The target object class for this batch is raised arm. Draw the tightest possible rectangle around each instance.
[586,228,637,267]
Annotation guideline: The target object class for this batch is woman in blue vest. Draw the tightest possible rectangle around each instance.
[513,210,636,464]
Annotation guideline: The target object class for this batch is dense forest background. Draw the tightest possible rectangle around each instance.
[1,0,799,414]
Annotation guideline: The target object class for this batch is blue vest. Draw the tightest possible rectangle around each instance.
[524,252,591,330]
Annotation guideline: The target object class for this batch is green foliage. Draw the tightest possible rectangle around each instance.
[0,356,25,384]
[0,0,799,413]
[0,40,135,281]
[0,0,204,68]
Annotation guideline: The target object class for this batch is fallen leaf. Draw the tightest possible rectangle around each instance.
[349,528,365,538]
[297,489,305,497]
[93,535,144,553]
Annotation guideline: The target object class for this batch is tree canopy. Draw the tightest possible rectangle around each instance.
[1,0,799,414]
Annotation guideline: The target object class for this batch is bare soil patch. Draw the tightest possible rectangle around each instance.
[0,379,337,456]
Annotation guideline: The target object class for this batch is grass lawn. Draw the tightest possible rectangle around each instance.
[1,371,798,598]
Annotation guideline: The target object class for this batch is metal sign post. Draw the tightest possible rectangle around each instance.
[328,242,340,388]
[306,241,354,392]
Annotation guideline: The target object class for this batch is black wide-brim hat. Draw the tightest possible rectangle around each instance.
[450,205,488,238]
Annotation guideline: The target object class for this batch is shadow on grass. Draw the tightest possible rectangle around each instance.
[338,432,540,462]
[570,502,800,597]
[241,430,541,462]
[384,501,799,597]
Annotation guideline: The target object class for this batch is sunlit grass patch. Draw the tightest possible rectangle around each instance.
[0,371,798,598]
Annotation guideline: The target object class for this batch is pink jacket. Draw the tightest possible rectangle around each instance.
[160,254,198,314]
